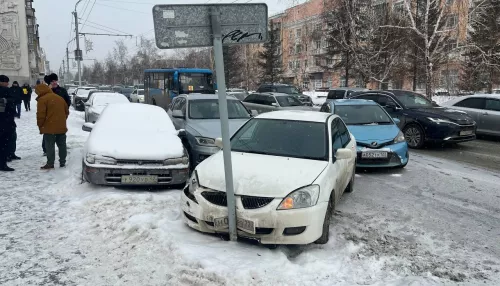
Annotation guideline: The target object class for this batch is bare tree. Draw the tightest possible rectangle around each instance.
[382,0,460,98]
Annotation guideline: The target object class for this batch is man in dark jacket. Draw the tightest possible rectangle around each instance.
[10,81,23,118]
[45,73,71,107]
[0,75,16,171]
[21,83,32,111]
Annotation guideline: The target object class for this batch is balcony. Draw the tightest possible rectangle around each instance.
[25,8,34,17]
[306,66,324,74]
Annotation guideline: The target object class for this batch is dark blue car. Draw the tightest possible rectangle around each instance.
[320,99,409,168]
[348,90,476,148]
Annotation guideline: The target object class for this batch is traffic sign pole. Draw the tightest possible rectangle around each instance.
[210,10,237,241]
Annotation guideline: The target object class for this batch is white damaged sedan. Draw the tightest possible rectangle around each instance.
[182,110,357,244]
[82,103,190,186]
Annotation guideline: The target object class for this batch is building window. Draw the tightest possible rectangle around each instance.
[315,23,322,31]
[313,79,322,89]
[445,39,457,52]
[326,79,332,88]
[393,1,404,13]
[326,58,333,65]
[446,0,454,4]
[289,30,293,40]
[304,60,308,68]
[315,57,321,66]
[289,61,293,70]
[302,81,309,90]
[447,15,458,28]
[315,40,321,50]
[296,28,302,38]
[295,44,302,54]
[289,47,294,55]
[294,60,301,69]
[340,76,346,87]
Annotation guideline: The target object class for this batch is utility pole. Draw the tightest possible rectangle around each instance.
[73,11,82,86]
[66,47,70,85]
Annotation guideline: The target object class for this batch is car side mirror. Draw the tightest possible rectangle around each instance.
[335,148,352,160]
[177,129,186,137]
[172,110,185,118]
[82,122,94,132]
[386,101,401,111]
[393,118,400,125]
[215,137,223,149]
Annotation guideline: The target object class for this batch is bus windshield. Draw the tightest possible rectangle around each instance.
[179,73,215,94]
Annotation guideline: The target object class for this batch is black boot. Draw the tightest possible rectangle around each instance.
[0,164,15,172]
[10,154,21,160]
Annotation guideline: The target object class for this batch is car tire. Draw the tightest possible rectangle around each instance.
[137,100,140,103]
[81,167,88,183]
[152,99,157,106]
[403,124,425,149]
[345,165,355,193]
[315,193,335,245]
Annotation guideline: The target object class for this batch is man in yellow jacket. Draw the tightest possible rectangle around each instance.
[35,84,69,169]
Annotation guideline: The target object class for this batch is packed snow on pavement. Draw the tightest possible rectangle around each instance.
[1,97,500,285]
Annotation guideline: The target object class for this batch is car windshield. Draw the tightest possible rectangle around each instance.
[335,105,393,125]
[276,96,303,107]
[189,99,250,119]
[93,94,129,106]
[231,119,327,161]
[392,90,434,108]
[180,73,215,94]
[274,86,300,94]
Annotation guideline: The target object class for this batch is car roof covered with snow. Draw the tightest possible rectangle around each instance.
[441,94,500,106]
[256,110,333,123]
[85,104,184,160]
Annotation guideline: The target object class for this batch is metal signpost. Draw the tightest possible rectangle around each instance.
[152,4,268,241]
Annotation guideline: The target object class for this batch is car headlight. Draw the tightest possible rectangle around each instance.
[95,156,117,165]
[86,153,95,164]
[394,131,406,143]
[163,156,189,165]
[427,117,457,125]
[189,170,199,195]
[195,137,216,146]
[277,185,320,210]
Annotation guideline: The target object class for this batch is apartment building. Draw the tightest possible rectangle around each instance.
[0,0,44,84]
[271,0,469,93]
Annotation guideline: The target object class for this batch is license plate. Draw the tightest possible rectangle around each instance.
[213,217,256,234]
[361,151,388,158]
[121,175,158,184]
[460,130,473,136]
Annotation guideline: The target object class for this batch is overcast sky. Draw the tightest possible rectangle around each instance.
[34,0,301,73]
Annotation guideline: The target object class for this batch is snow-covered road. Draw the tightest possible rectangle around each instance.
[1,98,499,285]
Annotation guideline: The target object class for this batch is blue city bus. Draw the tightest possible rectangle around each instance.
[144,68,215,110]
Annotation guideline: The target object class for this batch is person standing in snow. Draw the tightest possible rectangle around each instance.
[22,83,32,111]
[36,83,69,169]
[45,73,71,108]
[10,81,22,118]
[0,75,16,171]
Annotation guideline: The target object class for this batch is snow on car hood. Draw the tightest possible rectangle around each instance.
[86,129,184,160]
[196,152,328,198]
[188,119,248,138]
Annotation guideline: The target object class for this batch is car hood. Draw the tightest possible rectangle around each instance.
[188,119,249,139]
[86,129,184,160]
[197,152,328,198]
[408,107,474,124]
[90,105,106,114]
[347,124,400,144]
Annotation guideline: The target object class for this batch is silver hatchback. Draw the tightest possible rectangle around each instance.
[242,92,314,114]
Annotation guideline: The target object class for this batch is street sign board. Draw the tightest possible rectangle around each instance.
[152,4,268,49]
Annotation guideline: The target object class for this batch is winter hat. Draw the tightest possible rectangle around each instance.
[43,75,50,85]
[48,73,58,82]
[12,81,18,85]
[36,79,41,85]
[0,75,9,83]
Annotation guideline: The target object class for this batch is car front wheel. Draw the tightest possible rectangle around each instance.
[403,124,425,149]
[315,193,335,244]
[345,165,355,193]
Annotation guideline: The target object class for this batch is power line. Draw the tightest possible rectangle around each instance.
[94,2,149,14]
[79,18,130,35]
[81,0,97,30]
[81,22,121,34]
[79,0,91,20]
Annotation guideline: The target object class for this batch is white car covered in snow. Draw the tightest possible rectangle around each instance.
[81,104,190,186]
[182,110,357,245]
[84,92,129,123]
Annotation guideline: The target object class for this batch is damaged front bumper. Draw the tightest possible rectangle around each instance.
[180,185,328,245]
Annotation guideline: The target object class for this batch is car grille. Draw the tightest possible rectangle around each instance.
[201,191,227,206]
[117,160,164,166]
[201,192,274,209]
[241,196,274,209]
[357,140,394,149]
